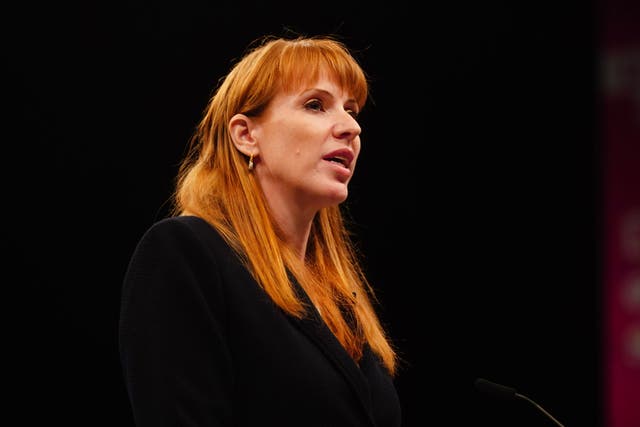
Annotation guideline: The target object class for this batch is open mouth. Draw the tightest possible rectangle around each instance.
[323,149,353,169]
[325,156,349,167]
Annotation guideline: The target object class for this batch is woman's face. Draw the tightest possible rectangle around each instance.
[251,73,362,216]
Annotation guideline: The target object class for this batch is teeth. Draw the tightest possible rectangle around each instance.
[325,155,349,166]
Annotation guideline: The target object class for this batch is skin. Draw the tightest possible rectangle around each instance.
[230,73,362,259]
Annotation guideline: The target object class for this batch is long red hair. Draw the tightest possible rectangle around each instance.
[172,35,398,376]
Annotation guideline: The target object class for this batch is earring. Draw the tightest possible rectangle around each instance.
[248,153,254,171]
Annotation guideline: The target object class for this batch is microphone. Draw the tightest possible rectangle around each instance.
[474,377,566,427]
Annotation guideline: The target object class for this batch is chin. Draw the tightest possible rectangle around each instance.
[311,182,349,208]
[326,188,349,205]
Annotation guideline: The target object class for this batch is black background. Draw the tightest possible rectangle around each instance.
[5,1,609,426]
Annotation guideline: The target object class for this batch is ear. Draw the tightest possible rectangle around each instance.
[229,113,258,157]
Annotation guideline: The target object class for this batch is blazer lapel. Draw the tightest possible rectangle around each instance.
[287,276,375,425]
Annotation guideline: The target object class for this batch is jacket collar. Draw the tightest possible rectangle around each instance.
[287,275,376,426]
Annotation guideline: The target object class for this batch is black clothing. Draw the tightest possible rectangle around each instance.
[119,215,401,427]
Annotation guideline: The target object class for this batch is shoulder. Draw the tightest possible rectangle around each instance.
[123,215,246,300]
[144,215,219,239]
[137,215,225,250]
[128,215,236,271]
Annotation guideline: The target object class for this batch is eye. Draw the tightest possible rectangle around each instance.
[304,99,324,112]
[345,108,359,119]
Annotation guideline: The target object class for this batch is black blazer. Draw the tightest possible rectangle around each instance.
[119,215,401,427]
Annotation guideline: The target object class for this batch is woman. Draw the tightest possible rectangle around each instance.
[119,34,401,427]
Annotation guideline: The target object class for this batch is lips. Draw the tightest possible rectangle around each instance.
[323,148,354,169]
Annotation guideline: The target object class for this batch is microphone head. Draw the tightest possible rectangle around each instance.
[475,378,517,400]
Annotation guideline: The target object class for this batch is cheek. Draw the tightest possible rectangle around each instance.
[281,125,308,150]
[259,125,299,161]
[289,129,319,160]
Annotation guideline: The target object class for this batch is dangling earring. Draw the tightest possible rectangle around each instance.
[248,153,254,171]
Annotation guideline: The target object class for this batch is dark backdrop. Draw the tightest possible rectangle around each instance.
[4,1,602,426]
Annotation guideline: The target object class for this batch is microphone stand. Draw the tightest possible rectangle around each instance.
[515,392,565,427]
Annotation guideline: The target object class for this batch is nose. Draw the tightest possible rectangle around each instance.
[333,110,361,141]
